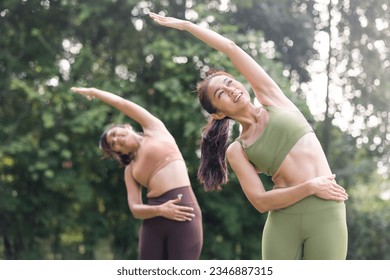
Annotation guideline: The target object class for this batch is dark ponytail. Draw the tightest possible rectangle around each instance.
[198,117,231,191]
[196,69,235,191]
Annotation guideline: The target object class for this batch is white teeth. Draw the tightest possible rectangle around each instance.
[235,93,242,102]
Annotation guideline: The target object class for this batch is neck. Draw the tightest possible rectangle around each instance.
[124,133,144,155]
[235,104,262,131]
[133,134,144,150]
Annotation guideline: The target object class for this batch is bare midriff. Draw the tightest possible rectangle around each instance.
[146,160,191,198]
[272,133,333,189]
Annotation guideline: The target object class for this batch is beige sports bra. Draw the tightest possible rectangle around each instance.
[131,137,184,187]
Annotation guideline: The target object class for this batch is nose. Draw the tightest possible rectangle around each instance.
[228,88,238,96]
[223,85,236,95]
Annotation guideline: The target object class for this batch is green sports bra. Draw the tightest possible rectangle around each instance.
[237,106,313,176]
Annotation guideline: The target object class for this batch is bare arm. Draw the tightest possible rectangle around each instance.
[71,87,162,131]
[149,12,295,109]
[124,166,195,221]
[226,142,348,213]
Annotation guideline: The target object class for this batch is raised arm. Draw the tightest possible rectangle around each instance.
[226,142,348,213]
[71,87,162,130]
[124,166,195,221]
[149,12,294,108]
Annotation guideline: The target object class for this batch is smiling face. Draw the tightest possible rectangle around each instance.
[99,124,141,166]
[105,125,135,154]
[205,74,251,119]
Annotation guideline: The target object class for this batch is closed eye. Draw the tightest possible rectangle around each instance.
[110,141,116,149]
[109,132,116,149]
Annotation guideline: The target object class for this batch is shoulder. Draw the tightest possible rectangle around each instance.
[143,120,175,140]
[124,164,137,180]
[140,113,163,130]
[226,141,258,174]
[124,164,133,177]
[226,141,245,161]
[124,164,140,187]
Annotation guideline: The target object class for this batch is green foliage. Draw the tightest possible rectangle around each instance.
[347,176,390,259]
[232,0,317,84]
[1,0,388,260]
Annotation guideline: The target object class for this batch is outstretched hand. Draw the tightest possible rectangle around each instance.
[159,195,195,222]
[149,12,188,30]
[310,174,349,201]
[71,87,96,101]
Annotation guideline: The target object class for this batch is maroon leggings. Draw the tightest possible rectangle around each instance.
[138,186,203,260]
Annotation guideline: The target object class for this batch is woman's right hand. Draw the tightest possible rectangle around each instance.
[149,12,189,30]
[309,174,348,201]
[158,196,195,222]
[71,87,96,101]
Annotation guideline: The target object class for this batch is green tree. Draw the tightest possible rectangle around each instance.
[0,0,300,259]
[2,0,388,260]
[1,0,143,259]
[347,175,390,259]
[306,0,389,179]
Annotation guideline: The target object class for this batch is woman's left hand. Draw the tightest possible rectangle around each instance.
[159,196,195,222]
[308,174,349,201]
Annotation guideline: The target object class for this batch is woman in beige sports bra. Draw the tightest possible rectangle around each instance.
[150,12,348,260]
[71,86,202,260]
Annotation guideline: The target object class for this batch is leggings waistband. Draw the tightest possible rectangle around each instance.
[274,196,346,214]
[147,186,198,206]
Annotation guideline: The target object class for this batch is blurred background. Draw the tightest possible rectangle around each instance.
[1,0,389,260]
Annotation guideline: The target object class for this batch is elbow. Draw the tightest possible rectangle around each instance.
[256,200,287,214]
[128,205,142,220]
[252,203,270,214]
[256,206,269,214]
[129,210,142,220]
[253,197,274,214]
[223,39,239,55]
[131,213,142,220]
[243,190,272,213]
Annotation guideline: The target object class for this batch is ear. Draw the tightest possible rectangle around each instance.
[211,112,227,120]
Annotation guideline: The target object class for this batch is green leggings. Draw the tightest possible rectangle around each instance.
[262,196,348,260]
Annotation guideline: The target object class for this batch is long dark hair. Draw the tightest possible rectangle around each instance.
[197,69,233,191]
[99,124,138,166]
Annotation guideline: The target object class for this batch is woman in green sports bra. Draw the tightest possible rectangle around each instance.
[150,13,348,260]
